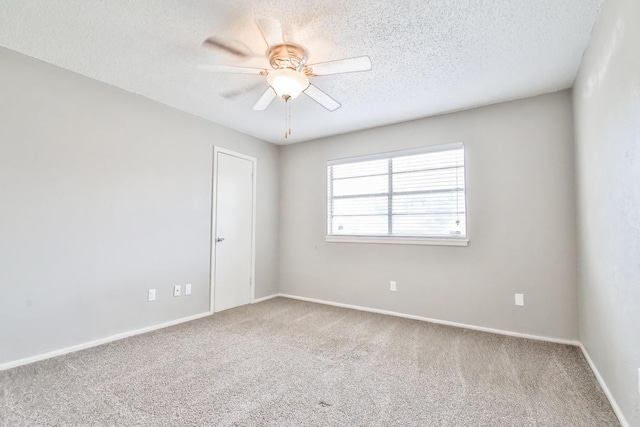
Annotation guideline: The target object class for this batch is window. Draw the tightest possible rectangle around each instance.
[326,143,467,246]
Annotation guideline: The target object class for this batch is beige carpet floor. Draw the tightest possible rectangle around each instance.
[0,297,619,426]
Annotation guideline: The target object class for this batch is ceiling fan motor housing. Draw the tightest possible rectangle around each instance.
[268,43,308,71]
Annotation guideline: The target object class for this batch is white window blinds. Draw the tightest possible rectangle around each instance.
[327,143,466,240]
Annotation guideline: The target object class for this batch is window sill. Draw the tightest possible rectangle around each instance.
[325,235,469,247]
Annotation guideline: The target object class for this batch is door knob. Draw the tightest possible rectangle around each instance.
[216,237,225,243]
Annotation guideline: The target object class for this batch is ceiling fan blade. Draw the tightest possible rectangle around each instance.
[306,56,372,76]
[220,81,265,99]
[256,18,284,47]
[304,84,341,111]
[253,87,277,111]
[198,65,267,75]
[202,37,253,58]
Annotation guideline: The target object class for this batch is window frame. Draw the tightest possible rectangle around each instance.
[325,143,469,246]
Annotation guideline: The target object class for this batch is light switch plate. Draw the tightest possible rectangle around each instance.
[390,281,397,292]
[148,289,156,302]
[185,283,192,295]
[515,293,525,306]
[173,285,181,297]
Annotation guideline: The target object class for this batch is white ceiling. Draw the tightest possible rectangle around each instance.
[0,0,602,145]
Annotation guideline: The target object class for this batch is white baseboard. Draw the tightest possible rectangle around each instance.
[252,294,279,304]
[579,344,629,427]
[2,294,277,371]
[278,293,580,346]
[0,311,212,372]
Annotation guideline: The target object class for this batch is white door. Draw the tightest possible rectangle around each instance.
[212,149,255,312]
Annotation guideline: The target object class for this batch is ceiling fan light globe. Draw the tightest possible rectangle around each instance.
[267,68,309,99]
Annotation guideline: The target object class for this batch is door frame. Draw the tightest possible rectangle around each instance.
[210,146,257,313]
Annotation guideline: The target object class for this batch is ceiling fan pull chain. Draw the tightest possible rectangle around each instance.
[287,97,290,137]
[289,98,292,136]
[284,96,288,139]
[283,95,292,139]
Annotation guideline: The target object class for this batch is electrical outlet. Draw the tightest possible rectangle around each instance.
[173,284,181,297]
[148,289,156,302]
[515,293,525,306]
[185,283,192,295]
[390,281,397,292]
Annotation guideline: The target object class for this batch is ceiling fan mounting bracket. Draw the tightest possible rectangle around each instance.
[268,43,308,71]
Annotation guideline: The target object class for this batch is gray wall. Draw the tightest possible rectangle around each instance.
[573,0,640,423]
[279,91,578,340]
[0,47,279,364]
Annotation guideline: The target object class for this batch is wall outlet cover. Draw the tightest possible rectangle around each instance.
[515,293,525,306]
[185,283,192,295]
[148,289,156,302]
[390,281,397,292]
[173,285,181,297]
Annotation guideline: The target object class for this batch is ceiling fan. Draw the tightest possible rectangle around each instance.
[199,18,372,113]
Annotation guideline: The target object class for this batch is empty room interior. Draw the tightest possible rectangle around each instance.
[0,0,638,425]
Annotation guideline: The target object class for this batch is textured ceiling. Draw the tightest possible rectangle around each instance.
[0,0,602,144]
